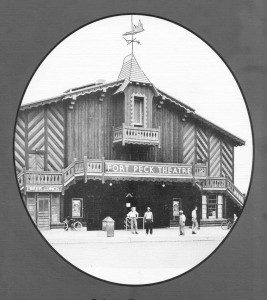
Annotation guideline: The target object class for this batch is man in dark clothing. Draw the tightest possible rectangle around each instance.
[144,207,153,235]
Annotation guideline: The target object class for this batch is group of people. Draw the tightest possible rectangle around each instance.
[126,205,199,235]
[127,206,153,235]
[179,206,198,235]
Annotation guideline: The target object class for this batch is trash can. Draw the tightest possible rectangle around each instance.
[102,216,115,237]
[102,217,107,231]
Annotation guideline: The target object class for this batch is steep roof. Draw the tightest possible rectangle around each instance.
[117,54,151,84]
[20,55,245,146]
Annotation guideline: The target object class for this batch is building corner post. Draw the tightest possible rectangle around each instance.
[73,157,77,184]
[61,168,65,195]
[84,156,88,183]
[23,167,27,196]
[122,123,125,146]
[217,194,223,219]
[102,157,105,184]
[158,125,161,149]
[201,194,207,220]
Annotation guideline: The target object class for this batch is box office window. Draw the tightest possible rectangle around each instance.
[207,194,217,219]
[133,97,144,126]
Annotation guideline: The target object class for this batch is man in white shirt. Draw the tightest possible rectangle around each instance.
[127,207,139,234]
[179,210,186,235]
[191,206,198,234]
[144,207,154,235]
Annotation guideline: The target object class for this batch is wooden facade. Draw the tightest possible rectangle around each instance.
[15,54,245,230]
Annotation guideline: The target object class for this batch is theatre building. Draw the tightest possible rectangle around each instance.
[15,53,245,230]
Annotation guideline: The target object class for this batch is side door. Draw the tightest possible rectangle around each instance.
[37,197,50,230]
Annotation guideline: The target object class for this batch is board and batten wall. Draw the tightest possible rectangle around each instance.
[65,91,124,165]
[14,87,234,182]
[150,96,235,182]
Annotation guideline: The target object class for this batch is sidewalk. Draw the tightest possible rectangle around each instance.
[42,226,228,245]
[41,227,229,284]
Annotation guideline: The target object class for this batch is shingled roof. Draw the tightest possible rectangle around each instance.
[20,54,245,146]
[117,54,151,84]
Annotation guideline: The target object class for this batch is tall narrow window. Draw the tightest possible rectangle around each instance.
[133,96,144,126]
[207,194,217,219]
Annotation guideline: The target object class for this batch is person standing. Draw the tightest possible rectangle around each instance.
[179,210,186,235]
[144,207,153,235]
[127,207,139,234]
[191,206,198,234]
[233,213,238,223]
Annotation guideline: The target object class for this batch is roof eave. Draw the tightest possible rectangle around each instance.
[193,113,245,146]
[20,80,124,110]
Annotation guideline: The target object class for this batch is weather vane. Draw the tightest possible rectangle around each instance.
[123,15,144,54]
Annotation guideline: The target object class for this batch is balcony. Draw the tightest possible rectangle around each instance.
[113,123,161,147]
[18,159,207,193]
[202,177,245,206]
[16,158,244,207]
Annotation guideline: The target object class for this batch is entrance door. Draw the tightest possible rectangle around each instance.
[37,197,50,230]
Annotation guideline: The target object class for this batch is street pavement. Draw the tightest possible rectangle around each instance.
[41,227,229,285]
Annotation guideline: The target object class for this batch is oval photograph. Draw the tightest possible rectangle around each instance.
[14,15,253,285]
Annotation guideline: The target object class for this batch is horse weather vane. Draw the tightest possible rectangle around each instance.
[123,16,144,54]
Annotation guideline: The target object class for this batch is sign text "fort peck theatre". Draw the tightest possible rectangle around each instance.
[105,161,192,178]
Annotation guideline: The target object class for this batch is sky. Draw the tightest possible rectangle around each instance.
[22,15,253,194]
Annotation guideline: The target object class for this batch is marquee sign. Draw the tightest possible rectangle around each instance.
[26,185,62,192]
[20,160,206,194]
[105,161,192,178]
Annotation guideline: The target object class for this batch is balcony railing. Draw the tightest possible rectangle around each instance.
[227,180,245,205]
[203,177,245,205]
[203,178,227,189]
[113,123,161,147]
[25,170,62,185]
[16,158,244,206]
[18,159,204,190]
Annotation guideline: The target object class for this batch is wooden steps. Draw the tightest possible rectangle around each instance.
[200,219,225,227]
[170,220,179,227]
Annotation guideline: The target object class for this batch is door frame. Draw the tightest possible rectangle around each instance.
[37,195,51,229]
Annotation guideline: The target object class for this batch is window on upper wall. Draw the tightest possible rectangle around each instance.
[133,96,144,126]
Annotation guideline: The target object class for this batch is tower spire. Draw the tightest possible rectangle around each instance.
[123,15,144,54]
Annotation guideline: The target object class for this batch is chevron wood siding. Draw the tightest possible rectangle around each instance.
[196,127,208,162]
[221,140,234,181]
[28,108,45,151]
[182,122,196,164]
[47,105,65,170]
[29,153,44,171]
[14,103,65,172]
[209,134,221,177]
[14,113,26,173]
